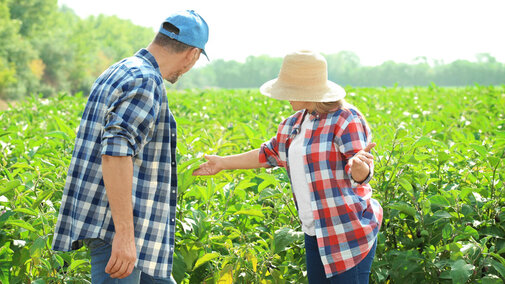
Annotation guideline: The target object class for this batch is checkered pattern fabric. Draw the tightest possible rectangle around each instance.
[259,106,383,278]
[52,49,178,278]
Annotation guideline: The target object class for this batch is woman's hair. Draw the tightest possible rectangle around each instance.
[153,22,194,53]
[313,99,346,114]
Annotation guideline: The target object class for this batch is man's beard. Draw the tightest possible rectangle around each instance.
[167,71,183,84]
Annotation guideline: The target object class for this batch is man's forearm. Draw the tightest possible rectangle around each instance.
[102,155,134,235]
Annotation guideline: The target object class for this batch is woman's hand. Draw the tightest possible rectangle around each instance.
[349,143,376,183]
[192,155,224,176]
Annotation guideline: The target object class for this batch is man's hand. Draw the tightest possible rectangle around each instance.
[349,143,376,183]
[192,155,224,176]
[101,155,136,278]
[105,232,137,278]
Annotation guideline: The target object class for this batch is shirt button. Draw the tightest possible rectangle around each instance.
[171,133,175,137]
[172,190,176,194]
[171,161,175,165]
[171,218,175,222]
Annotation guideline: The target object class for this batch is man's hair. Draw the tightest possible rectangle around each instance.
[153,22,193,53]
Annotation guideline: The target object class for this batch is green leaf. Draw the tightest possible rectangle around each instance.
[193,252,219,271]
[463,226,479,240]
[470,144,488,156]
[172,252,187,283]
[387,202,417,218]
[69,259,89,271]
[274,227,303,254]
[0,179,21,196]
[442,223,453,240]
[46,131,69,140]
[234,209,264,218]
[438,151,450,163]
[481,275,503,284]
[430,195,450,207]
[259,187,281,201]
[13,207,38,216]
[487,156,501,168]
[414,136,432,148]
[31,190,53,210]
[0,211,15,224]
[489,259,505,279]
[4,219,36,232]
[179,244,200,270]
[450,259,474,284]
[30,236,47,258]
[395,128,408,139]
[398,177,413,191]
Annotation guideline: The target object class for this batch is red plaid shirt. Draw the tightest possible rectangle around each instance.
[259,106,383,278]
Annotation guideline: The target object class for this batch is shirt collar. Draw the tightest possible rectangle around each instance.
[135,48,160,71]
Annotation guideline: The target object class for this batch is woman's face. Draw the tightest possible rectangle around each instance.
[289,101,314,112]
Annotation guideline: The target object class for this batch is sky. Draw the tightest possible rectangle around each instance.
[58,0,505,66]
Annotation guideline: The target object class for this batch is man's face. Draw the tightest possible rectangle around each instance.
[166,49,201,83]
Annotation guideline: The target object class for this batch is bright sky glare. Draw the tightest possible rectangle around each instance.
[58,0,505,66]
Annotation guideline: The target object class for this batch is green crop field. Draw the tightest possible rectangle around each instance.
[1,86,504,283]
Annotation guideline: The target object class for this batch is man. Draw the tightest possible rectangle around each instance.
[52,10,209,283]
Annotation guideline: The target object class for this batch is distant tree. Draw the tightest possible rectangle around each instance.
[326,51,361,85]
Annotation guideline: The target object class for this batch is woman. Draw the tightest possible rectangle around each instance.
[193,50,383,283]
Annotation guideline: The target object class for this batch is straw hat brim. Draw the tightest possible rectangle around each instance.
[259,78,346,102]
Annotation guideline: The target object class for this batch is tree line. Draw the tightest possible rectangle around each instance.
[0,0,154,100]
[1,1,504,100]
[174,52,505,89]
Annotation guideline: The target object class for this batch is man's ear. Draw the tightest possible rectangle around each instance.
[184,47,200,64]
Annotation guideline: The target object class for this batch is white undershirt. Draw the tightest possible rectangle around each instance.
[288,115,316,236]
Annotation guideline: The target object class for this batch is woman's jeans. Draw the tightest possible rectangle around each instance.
[85,238,176,284]
[305,234,377,284]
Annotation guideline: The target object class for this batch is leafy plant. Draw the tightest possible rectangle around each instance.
[1,86,504,283]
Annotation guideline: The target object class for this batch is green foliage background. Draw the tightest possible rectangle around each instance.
[1,87,505,283]
[0,0,155,100]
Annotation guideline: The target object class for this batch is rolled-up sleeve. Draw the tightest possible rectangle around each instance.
[335,113,374,185]
[259,118,291,168]
[101,77,160,157]
[259,136,281,167]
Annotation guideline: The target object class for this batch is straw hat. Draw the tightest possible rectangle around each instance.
[260,50,346,102]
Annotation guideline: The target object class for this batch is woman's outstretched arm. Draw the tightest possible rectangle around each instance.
[193,149,268,176]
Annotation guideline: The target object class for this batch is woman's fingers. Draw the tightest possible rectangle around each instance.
[357,154,373,165]
[363,142,376,152]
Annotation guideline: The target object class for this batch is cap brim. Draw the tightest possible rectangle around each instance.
[202,50,209,61]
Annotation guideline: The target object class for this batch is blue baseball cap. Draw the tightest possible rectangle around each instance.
[159,10,209,60]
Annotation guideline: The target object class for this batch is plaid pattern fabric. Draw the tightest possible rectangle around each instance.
[259,106,383,278]
[52,49,178,278]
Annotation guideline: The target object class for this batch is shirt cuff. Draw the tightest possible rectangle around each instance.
[259,144,278,168]
[101,136,134,157]
[350,165,374,187]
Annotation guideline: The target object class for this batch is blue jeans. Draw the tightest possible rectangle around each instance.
[85,238,176,284]
[304,234,377,284]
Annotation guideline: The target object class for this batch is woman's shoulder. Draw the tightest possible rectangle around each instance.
[280,110,304,126]
[332,103,365,120]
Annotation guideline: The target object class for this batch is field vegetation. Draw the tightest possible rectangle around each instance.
[1,86,504,283]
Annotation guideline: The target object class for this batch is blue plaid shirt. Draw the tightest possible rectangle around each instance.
[52,49,178,278]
